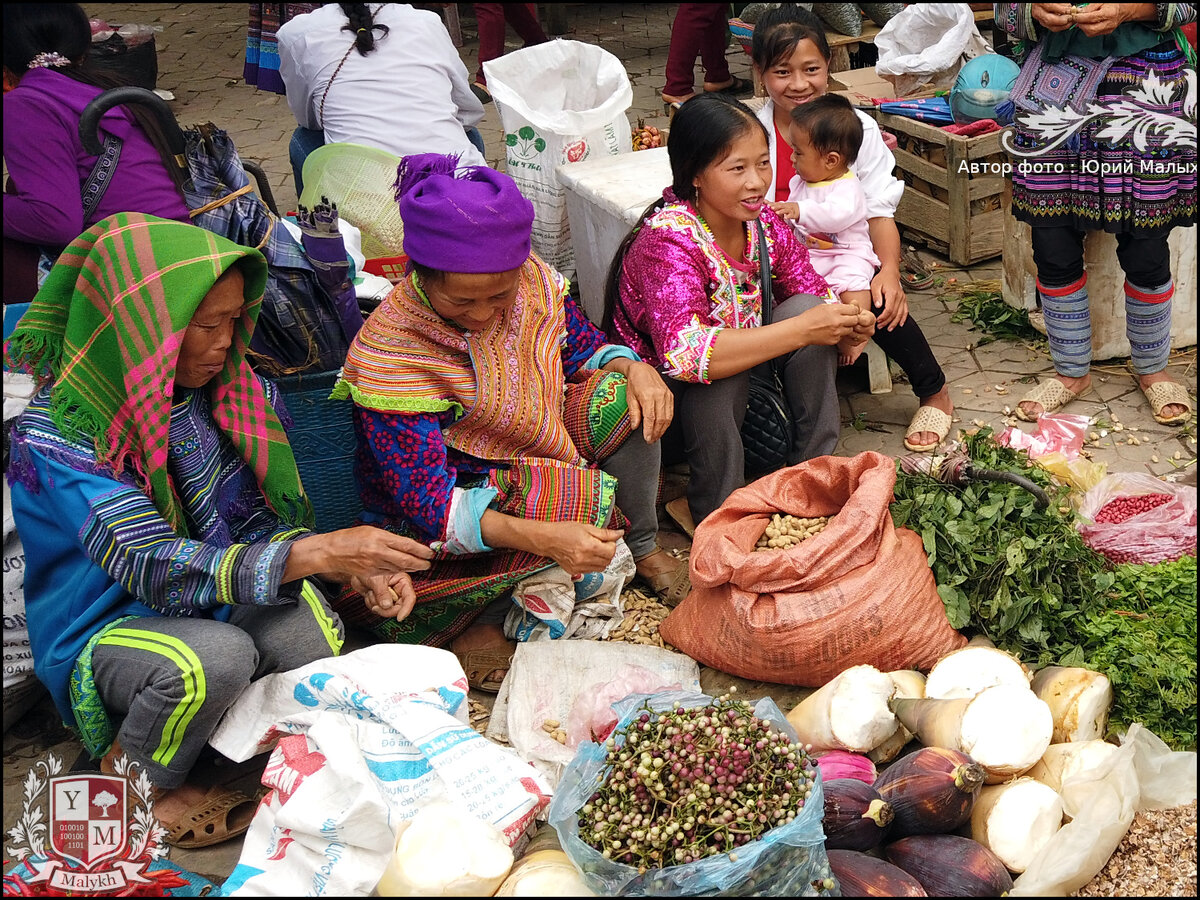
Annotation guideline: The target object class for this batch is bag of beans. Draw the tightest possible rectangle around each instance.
[659,451,965,686]
[1077,473,1197,565]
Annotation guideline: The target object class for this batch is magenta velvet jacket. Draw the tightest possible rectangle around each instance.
[610,190,832,383]
[3,68,190,248]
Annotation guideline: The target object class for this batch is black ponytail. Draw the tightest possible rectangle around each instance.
[600,197,664,338]
[340,3,389,56]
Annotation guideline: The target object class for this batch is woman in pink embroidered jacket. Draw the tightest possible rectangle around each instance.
[604,92,873,531]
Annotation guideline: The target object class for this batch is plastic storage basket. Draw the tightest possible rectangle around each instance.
[299,142,405,260]
[274,368,363,532]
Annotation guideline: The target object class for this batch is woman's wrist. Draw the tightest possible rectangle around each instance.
[282,533,329,582]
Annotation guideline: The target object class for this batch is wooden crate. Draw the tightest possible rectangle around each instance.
[875,111,1008,266]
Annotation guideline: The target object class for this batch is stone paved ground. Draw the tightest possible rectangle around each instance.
[5,2,1197,887]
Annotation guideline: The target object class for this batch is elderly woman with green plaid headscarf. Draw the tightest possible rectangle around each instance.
[4,212,433,849]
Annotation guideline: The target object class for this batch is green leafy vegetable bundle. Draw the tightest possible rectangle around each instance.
[891,430,1196,749]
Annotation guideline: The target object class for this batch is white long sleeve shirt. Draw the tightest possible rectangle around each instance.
[756,97,905,219]
[278,3,486,166]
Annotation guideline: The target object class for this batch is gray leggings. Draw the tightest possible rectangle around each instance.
[599,424,663,560]
[664,292,839,524]
[90,582,344,789]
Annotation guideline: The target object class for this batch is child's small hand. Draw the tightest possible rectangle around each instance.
[767,201,800,221]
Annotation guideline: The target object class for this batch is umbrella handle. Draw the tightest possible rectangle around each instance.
[79,86,190,183]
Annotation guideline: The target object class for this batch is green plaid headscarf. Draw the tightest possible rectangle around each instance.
[4,212,314,533]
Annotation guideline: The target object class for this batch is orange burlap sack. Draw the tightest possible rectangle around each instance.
[659,451,965,685]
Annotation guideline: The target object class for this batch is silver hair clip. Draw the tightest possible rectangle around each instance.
[28,51,72,69]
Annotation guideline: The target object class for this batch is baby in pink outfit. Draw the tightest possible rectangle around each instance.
[769,93,879,366]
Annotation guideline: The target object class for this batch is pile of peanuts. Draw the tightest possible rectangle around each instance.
[604,589,674,648]
[754,513,831,551]
[1094,493,1172,524]
[541,717,568,744]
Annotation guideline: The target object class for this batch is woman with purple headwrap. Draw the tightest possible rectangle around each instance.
[332,154,684,690]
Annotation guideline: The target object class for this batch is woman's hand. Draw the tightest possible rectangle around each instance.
[1031,3,1076,32]
[537,522,624,580]
[870,267,909,331]
[286,525,434,585]
[791,301,864,346]
[621,361,674,443]
[1072,3,1142,36]
[352,572,418,620]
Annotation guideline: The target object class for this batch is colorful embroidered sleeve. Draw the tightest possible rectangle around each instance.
[762,207,835,303]
[561,287,612,377]
[43,454,301,613]
[1157,4,1195,29]
[352,406,458,543]
[994,3,1037,40]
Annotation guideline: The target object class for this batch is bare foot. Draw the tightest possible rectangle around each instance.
[1137,371,1188,421]
[909,386,955,448]
[1017,373,1091,420]
[100,740,215,835]
[837,337,868,367]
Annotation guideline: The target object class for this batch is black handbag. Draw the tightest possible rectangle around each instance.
[740,223,794,474]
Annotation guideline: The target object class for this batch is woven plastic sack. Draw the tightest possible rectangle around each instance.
[484,39,633,283]
[858,3,905,27]
[1076,473,1197,565]
[547,690,835,896]
[812,3,862,37]
[659,451,965,686]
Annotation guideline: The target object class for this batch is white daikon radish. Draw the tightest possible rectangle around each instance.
[375,800,514,896]
[892,683,1053,783]
[1027,739,1121,794]
[969,777,1064,873]
[494,849,595,896]
[1030,666,1113,743]
[924,646,1032,700]
[786,664,897,753]
[868,670,927,765]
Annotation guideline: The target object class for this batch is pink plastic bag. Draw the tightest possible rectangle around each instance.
[563,664,682,748]
[1077,473,1197,564]
[998,413,1091,460]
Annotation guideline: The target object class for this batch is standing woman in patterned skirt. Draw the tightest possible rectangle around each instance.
[996,3,1196,426]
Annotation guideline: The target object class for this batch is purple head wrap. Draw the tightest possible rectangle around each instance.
[395,153,535,273]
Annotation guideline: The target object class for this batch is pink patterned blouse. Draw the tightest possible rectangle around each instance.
[610,189,832,383]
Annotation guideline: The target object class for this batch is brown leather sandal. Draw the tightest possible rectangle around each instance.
[453,645,516,694]
[635,549,689,598]
[662,566,692,609]
[165,786,258,849]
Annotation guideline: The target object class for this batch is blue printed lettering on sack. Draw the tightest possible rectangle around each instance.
[363,754,434,782]
[419,728,478,758]
[311,819,346,896]
[436,685,467,713]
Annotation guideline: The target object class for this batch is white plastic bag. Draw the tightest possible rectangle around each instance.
[1010,724,1197,896]
[874,3,990,96]
[210,645,552,897]
[1076,472,1197,564]
[485,640,700,790]
[484,39,633,282]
